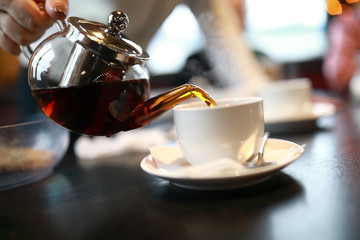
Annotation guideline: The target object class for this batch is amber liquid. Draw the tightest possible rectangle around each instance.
[31,79,150,136]
[31,80,216,136]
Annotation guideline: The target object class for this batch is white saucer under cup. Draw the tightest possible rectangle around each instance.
[140,138,305,190]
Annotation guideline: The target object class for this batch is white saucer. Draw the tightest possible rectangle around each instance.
[265,102,336,134]
[140,138,304,190]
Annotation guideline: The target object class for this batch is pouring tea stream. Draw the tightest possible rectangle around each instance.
[21,11,216,136]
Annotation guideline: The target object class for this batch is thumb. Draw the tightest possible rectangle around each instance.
[45,0,69,20]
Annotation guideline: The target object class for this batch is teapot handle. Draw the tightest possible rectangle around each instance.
[21,19,67,60]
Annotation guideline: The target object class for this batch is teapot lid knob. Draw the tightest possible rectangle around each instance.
[67,11,149,63]
[107,11,129,38]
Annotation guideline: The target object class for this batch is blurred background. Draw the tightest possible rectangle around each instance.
[148,0,328,88]
[0,0,358,120]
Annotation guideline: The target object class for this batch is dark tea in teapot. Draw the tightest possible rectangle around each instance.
[31,79,216,137]
[31,76,150,136]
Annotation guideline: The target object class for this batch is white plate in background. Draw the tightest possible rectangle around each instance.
[265,102,336,134]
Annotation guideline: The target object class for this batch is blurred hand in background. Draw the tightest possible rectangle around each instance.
[323,4,360,93]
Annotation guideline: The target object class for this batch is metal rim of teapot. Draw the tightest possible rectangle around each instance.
[20,10,149,65]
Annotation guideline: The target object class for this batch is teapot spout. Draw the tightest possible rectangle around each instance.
[129,84,216,128]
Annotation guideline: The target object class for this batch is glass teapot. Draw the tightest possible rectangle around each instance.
[22,11,216,137]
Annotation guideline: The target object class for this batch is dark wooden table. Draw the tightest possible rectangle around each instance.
[1,95,360,240]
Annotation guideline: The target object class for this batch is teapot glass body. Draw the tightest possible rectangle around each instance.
[24,12,216,137]
[28,28,150,136]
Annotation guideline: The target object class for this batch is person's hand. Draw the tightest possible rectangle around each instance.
[323,10,360,93]
[0,0,68,55]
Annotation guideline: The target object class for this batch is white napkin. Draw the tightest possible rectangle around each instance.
[74,127,175,160]
[148,145,247,177]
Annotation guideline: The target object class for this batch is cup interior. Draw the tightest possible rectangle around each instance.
[174,97,263,111]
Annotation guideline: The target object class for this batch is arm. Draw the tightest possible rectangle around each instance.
[186,0,270,92]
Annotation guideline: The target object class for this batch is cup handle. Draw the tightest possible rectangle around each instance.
[20,5,68,60]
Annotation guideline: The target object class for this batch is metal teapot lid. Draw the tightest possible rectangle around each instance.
[68,11,149,64]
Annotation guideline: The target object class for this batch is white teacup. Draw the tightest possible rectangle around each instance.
[257,78,313,121]
[173,97,264,166]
